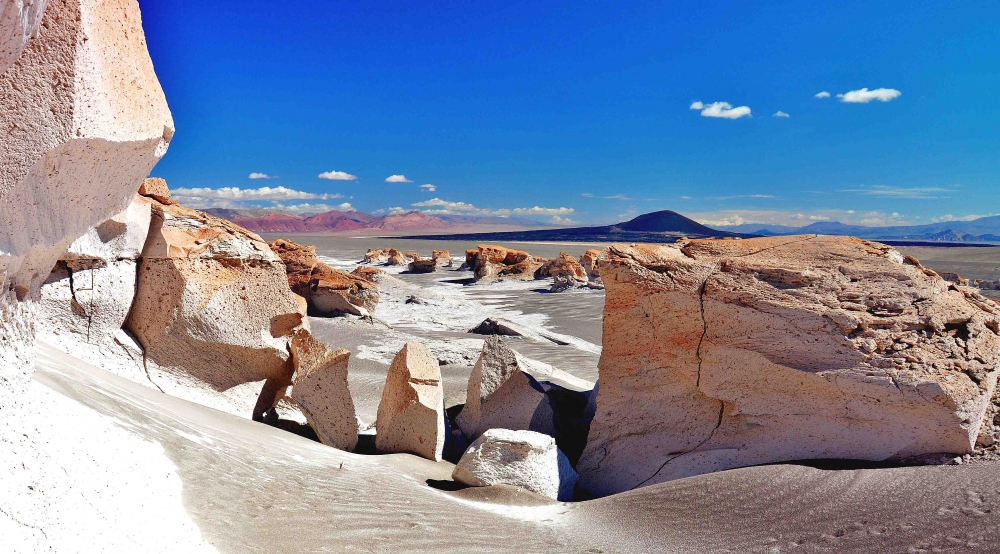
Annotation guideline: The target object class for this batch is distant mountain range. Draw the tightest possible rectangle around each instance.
[202,208,550,234]
[717,217,1000,244]
[406,210,745,242]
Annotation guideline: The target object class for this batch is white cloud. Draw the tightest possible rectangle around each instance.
[550,215,576,226]
[172,186,343,202]
[690,208,913,228]
[691,101,752,120]
[605,194,630,200]
[836,88,901,103]
[385,174,412,183]
[931,213,993,223]
[679,195,692,200]
[581,193,595,198]
[838,185,948,199]
[773,111,790,118]
[318,170,358,181]
[420,184,436,192]
[248,173,272,180]
[411,198,574,218]
[280,202,355,214]
[814,91,831,99]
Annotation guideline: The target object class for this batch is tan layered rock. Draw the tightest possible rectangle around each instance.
[125,198,306,417]
[268,238,379,316]
[473,244,545,283]
[407,258,438,273]
[363,248,389,265]
[351,265,386,284]
[38,195,152,345]
[138,177,177,205]
[539,252,589,291]
[581,249,602,281]
[578,236,1000,496]
[0,0,174,298]
[289,330,359,451]
[375,343,445,460]
[432,250,452,267]
[387,249,409,266]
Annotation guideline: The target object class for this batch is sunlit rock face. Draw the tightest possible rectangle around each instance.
[0,0,173,298]
[0,0,47,73]
[579,236,1000,496]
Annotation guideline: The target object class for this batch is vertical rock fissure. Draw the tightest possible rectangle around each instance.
[632,400,726,489]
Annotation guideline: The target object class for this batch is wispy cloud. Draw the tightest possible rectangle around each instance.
[581,193,595,198]
[605,194,631,200]
[814,91,831,99]
[838,185,948,199]
[411,198,574,218]
[249,172,273,180]
[837,88,901,103]
[281,202,355,214]
[420,184,436,192]
[931,213,994,223]
[318,170,357,181]
[385,174,412,183]
[773,111,790,118]
[690,100,752,120]
[679,195,692,200]
[710,194,776,200]
[689,208,911,228]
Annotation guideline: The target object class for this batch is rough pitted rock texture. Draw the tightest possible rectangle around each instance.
[456,336,595,462]
[126,199,305,415]
[539,252,589,291]
[452,429,579,501]
[0,0,47,73]
[578,236,1000,496]
[269,238,379,316]
[138,177,176,205]
[581,249,602,281]
[0,0,174,298]
[289,330,359,451]
[473,244,545,283]
[375,343,445,461]
[37,194,151,345]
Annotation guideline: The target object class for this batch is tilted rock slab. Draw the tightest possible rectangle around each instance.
[375,342,445,460]
[269,238,379,316]
[0,0,174,298]
[126,198,306,417]
[38,194,151,345]
[578,236,1000,496]
[452,429,579,501]
[290,330,359,451]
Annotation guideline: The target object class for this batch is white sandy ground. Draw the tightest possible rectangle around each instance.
[24,341,1000,553]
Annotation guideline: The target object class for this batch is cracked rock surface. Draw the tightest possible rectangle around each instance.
[578,235,1000,496]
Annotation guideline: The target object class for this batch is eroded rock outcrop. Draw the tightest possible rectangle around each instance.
[0,0,174,298]
[433,250,452,267]
[473,244,545,283]
[138,177,176,205]
[578,236,1000,496]
[581,249,602,281]
[38,194,152,346]
[289,330,359,451]
[456,337,594,461]
[407,259,438,273]
[539,252,589,291]
[375,343,445,460]
[269,238,379,316]
[452,429,579,501]
[125,197,306,417]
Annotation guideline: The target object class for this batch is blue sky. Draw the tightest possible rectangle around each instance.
[141,0,999,227]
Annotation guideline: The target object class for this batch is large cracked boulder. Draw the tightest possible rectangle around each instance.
[125,197,306,416]
[375,343,445,460]
[38,194,151,345]
[268,238,379,316]
[289,330,359,451]
[0,0,174,298]
[578,236,1000,496]
[452,429,579,501]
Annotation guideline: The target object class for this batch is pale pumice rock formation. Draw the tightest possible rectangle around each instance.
[456,336,595,460]
[539,252,590,291]
[138,177,177,205]
[581,249,602,281]
[0,0,174,299]
[0,0,47,73]
[125,196,307,419]
[268,238,379,316]
[289,330,359,451]
[578,236,1000,496]
[452,428,579,501]
[472,244,545,283]
[375,342,445,461]
[37,194,152,346]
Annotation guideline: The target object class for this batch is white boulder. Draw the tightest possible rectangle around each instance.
[452,429,578,501]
